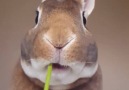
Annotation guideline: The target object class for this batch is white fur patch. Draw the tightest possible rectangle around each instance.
[21,59,48,84]
[21,58,98,86]
[80,62,98,78]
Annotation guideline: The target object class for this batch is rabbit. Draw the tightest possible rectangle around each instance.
[12,0,102,90]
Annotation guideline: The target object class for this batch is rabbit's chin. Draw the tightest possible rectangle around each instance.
[21,58,98,86]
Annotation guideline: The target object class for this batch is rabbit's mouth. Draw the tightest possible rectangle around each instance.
[52,63,69,69]
[51,63,70,70]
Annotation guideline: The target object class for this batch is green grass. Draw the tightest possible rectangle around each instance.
[44,64,52,90]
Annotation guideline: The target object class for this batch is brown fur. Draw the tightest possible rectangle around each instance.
[12,0,102,90]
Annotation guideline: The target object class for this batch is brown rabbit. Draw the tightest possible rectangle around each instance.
[12,0,102,90]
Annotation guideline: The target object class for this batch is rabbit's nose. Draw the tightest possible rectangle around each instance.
[43,34,76,49]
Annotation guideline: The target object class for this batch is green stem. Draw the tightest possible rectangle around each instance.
[44,64,52,90]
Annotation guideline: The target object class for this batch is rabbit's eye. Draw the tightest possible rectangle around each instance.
[82,12,86,25]
[35,10,39,24]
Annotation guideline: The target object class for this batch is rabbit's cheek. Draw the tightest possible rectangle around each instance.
[62,41,87,62]
[32,35,55,60]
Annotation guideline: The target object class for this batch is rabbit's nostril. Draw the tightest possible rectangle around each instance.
[55,46,63,49]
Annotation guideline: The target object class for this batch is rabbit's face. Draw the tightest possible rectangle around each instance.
[21,0,97,88]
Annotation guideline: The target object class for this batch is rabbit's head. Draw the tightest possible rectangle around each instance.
[21,0,98,89]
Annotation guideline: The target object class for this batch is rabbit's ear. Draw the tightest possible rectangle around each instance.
[82,0,95,19]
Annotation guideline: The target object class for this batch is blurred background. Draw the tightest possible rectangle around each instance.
[0,0,129,90]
